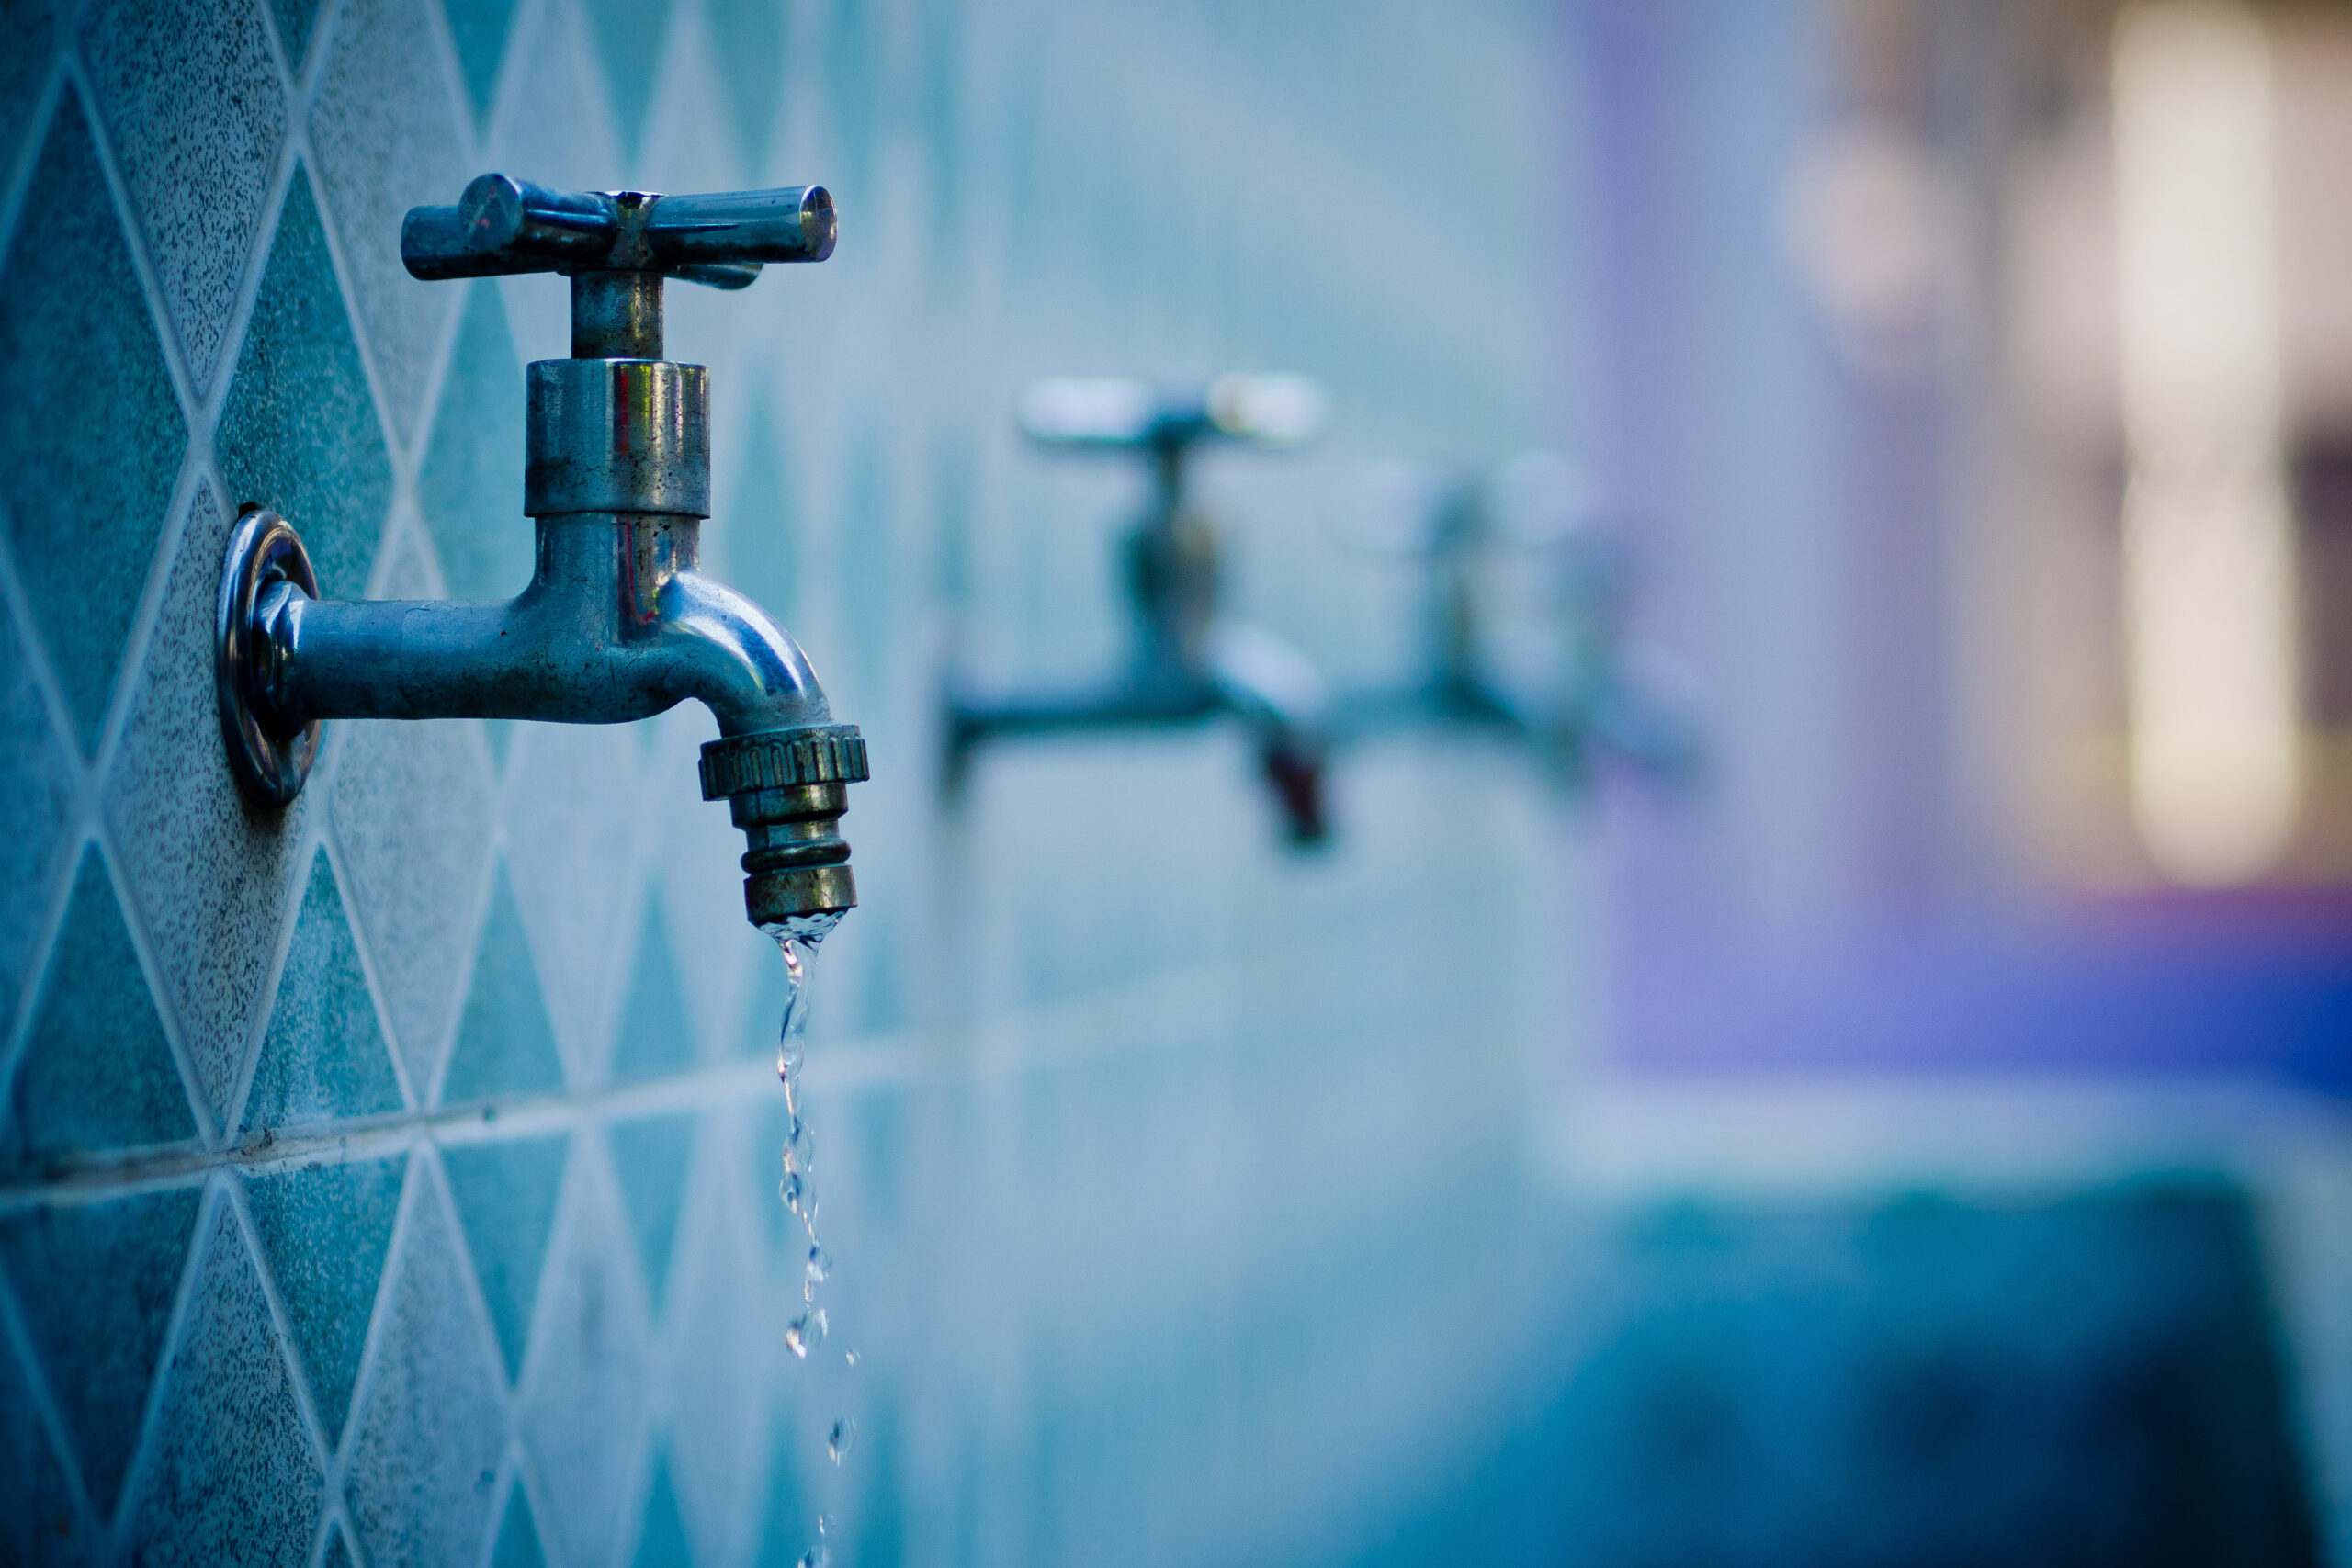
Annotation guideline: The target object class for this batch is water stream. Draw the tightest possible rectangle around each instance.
[763,915,857,1567]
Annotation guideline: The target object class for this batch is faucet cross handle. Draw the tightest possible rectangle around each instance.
[401,173,836,290]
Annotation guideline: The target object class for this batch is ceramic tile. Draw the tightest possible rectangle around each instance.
[329,713,494,1095]
[441,1133,568,1382]
[0,1186,202,1517]
[611,900,696,1082]
[0,90,189,753]
[79,0,286,390]
[579,0,672,161]
[0,1296,95,1563]
[518,1189,650,1568]
[103,482,311,1128]
[750,1410,817,1568]
[502,722,639,1077]
[662,1184,762,1568]
[0,601,74,1047]
[243,848,403,1131]
[5,848,197,1168]
[630,1449,693,1568]
[307,0,469,439]
[711,384,798,629]
[492,1479,548,1567]
[215,170,393,600]
[0,0,55,184]
[607,1112,695,1314]
[242,1155,407,1443]
[702,0,786,174]
[269,0,321,72]
[441,860,566,1106]
[125,1194,324,1567]
[344,1161,506,1568]
[417,279,532,603]
[443,0,520,127]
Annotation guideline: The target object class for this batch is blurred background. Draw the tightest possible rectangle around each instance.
[3,0,2352,1563]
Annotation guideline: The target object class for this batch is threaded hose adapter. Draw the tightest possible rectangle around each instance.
[700,723,869,929]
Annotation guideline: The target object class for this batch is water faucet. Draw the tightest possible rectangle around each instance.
[1332,454,1699,789]
[215,174,869,932]
[944,376,1335,845]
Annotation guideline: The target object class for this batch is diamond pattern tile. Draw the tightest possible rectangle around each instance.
[243,848,403,1132]
[519,1191,650,1568]
[0,1186,202,1517]
[307,0,469,439]
[440,859,565,1107]
[664,1190,762,1566]
[124,1193,324,1566]
[5,848,197,1168]
[613,900,696,1082]
[480,0,620,220]
[345,1160,506,1568]
[608,1112,695,1314]
[752,1410,817,1568]
[106,479,314,1130]
[492,1479,548,1568]
[417,279,531,604]
[705,0,786,172]
[714,385,799,630]
[268,0,321,72]
[631,1449,694,1568]
[331,714,494,1094]
[503,723,639,1077]
[0,0,56,183]
[441,1134,567,1382]
[0,89,190,754]
[0,602,74,1046]
[79,0,286,390]
[242,1155,407,1443]
[216,170,393,599]
[445,0,521,128]
[579,0,672,160]
[0,1298,91,1561]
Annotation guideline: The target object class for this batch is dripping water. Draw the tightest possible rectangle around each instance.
[764,913,859,1568]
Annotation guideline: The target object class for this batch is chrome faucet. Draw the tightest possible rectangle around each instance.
[943,377,1334,845]
[1333,456,1698,789]
[216,174,869,931]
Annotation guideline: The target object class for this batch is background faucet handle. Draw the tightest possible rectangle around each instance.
[401,174,835,286]
[1019,374,1327,450]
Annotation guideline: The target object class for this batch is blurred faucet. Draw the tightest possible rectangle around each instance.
[944,376,1335,845]
[1332,453,1697,790]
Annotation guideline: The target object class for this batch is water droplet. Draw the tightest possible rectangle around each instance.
[796,1550,830,1568]
[844,1348,860,1368]
[828,1416,857,1464]
[818,1512,836,1537]
[784,1318,808,1359]
[806,1245,831,1285]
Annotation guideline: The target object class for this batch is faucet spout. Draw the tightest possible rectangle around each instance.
[256,513,829,735]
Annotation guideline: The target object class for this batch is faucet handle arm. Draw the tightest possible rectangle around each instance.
[401,174,835,286]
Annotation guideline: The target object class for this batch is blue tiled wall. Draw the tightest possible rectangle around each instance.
[0,1,1577,1563]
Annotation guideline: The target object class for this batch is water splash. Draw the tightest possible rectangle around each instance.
[764,913,860,1568]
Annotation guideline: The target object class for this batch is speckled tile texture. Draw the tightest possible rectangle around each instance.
[0,3,1577,1562]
